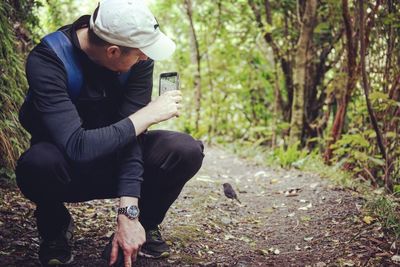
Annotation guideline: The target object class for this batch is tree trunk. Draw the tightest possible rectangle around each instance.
[359,0,392,191]
[324,0,380,162]
[248,0,294,122]
[289,0,317,145]
[324,0,358,162]
[383,0,394,94]
[184,0,202,132]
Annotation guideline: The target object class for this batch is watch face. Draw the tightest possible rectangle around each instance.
[127,205,139,218]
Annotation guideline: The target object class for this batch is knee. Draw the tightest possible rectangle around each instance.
[16,143,68,199]
[165,134,204,172]
[17,143,64,175]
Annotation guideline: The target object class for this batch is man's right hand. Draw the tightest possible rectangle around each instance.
[129,90,182,135]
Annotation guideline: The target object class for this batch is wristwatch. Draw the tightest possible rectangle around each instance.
[117,205,140,220]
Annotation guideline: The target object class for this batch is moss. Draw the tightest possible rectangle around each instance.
[169,224,203,246]
[0,1,35,178]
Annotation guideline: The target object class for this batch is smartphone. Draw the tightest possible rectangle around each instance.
[159,72,179,95]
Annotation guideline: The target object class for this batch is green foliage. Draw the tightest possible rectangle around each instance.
[152,0,274,144]
[366,195,400,239]
[272,142,309,169]
[0,0,35,177]
[337,86,400,187]
[31,0,83,40]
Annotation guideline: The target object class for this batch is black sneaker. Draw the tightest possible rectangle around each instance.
[139,227,170,259]
[39,217,74,266]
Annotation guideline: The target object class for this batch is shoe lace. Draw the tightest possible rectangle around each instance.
[43,236,69,251]
[148,229,162,241]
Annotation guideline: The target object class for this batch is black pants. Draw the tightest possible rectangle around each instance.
[15,130,204,240]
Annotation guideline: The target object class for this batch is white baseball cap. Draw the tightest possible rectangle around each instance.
[89,0,176,60]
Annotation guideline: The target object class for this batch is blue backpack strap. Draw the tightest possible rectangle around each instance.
[42,31,83,102]
[25,31,131,103]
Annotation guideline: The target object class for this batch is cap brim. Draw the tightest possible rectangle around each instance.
[140,32,176,61]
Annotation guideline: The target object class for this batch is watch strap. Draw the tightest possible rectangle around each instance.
[117,205,139,220]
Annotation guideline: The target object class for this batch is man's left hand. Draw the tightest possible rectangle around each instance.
[110,214,145,267]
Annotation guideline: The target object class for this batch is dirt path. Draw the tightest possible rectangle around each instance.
[0,145,395,266]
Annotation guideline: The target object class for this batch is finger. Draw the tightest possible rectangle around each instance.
[124,251,132,267]
[168,90,181,96]
[171,97,182,104]
[164,90,176,95]
[131,249,138,263]
[110,238,119,266]
[174,96,183,102]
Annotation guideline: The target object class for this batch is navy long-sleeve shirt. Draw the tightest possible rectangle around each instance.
[19,15,153,197]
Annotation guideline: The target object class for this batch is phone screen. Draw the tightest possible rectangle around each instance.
[159,72,179,95]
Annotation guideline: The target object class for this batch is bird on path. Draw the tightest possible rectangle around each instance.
[223,183,241,203]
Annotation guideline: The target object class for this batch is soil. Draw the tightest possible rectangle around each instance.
[0,145,397,266]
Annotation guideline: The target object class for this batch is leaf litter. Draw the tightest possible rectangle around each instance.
[0,146,396,266]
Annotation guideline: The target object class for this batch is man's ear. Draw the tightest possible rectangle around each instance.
[106,45,121,59]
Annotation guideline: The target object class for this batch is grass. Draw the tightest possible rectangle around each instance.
[365,195,400,239]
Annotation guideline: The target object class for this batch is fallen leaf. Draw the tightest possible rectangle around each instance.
[257,249,269,256]
[343,260,355,266]
[300,216,311,222]
[363,216,374,225]
[196,176,215,183]
[220,217,231,225]
[102,230,114,238]
[298,203,312,211]
[284,188,302,197]
[224,234,235,240]
[268,247,280,255]
[270,179,279,184]
[239,236,251,243]
[392,255,400,264]
[208,196,218,201]
[335,198,342,204]
[304,236,313,242]
[390,241,397,251]
[254,171,267,178]
[265,208,274,213]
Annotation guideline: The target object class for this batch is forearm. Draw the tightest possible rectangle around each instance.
[117,139,143,197]
[128,106,156,135]
[65,118,136,163]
